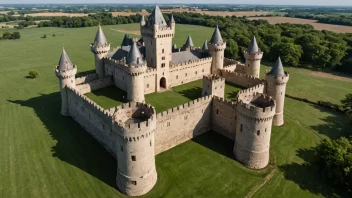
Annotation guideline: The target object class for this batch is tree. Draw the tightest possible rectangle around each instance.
[43,34,47,39]
[11,32,20,40]
[28,71,38,79]
[315,136,352,193]
[2,32,11,39]
[341,94,352,119]
[225,39,239,59]
[269,42,303,66]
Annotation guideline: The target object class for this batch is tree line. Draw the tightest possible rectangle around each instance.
[286,14,352,27]
[169,12,352,74]
[0,32,21,40]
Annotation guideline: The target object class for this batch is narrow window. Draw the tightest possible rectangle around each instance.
[195,71,197,75]
[240,124,243,132]
[162,49,164,53]
[131,181,137,185]
[184,115,187,120]
[265,128,267,132]
[185,73,187,77]
[202,69,204,72]
[208,85,209,88]
[147,84,149,88]
[131,156,136,161]
[257,130,260,136]
[281,92,283,95]
[150,140,152,146]
[176,75,178,79]
[235,116,237,120]
[216,109,219,114]
[120,146,123,152]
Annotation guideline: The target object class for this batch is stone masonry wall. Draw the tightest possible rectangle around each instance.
[221,70,266,88]
[75,77,113,94]
[211,97,237,140]
[154,95,213,154]
[75,73,98,85]
[67,87,118,157]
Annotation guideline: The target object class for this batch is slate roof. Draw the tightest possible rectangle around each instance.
[210,26,223,44]
[93,25,108,46]
[246,36,260,54]
[268,57,286,77]
[148,5,167,28]
[121,33,132,46]
[58,48,74,71]
[126,41,145,66]
[169,14,175,24]
[184,35,194,48]
[107,44,145,62]
[171,50,201,64]
[202,40,208,51]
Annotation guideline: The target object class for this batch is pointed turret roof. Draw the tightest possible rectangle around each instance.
[246,36,260,54]
[93,24,108,46]
[126,40,145,66]
[148,5,167,28]
[141,15,145,23]
[184,35,194,48]
[202,40,208,51]
[169,14,175,24]
[268,57,286,77]
[210,26,223,44]
[121,33,131,46]
[172,44,177,49]
[58,48,74,71]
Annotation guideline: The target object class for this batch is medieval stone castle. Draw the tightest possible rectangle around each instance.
[55,5,289,196]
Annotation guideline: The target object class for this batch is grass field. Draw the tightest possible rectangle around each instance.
[248,16,352,33]
[0,23,351,197]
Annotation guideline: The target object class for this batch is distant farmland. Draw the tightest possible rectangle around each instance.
[249,16,352,33]
[25,12,88,17]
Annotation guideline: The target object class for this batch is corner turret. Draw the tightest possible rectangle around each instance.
[265,57,289,126]
[113,102,157,196]
[55,48,77,116]
[208,26,226,75]
[140,15,146,27]
[235,92,276,169]
[90,24,110,79]
[244,36,263,78]
[182,34,194,51]
[126,40,147,102]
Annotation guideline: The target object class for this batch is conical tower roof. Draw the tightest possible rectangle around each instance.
[121,33,131,46]
[184,35,194,48]
[148,5,167,28]
[210,26,223,44]
[202,40,208,51]
[93,25,108,46]
[172,44,177,49]
[169,14,175,23]
[268,57,286,77]
[141,15,145,23]
[126,40,145,66]
[58,48,74,71]
[246,36,260,54]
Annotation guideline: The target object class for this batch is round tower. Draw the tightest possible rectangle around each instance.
[234,92,276,169]
[168,14,175,34]
[265,57,289,126]
[208,26,226,75]
[244,36,263,78]
[90,25,110,79]
[113,102,157,196]
[126,40,147,102]
[55,48,77,116]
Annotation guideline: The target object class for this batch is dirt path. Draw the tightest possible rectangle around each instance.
[245,169,277,198]
[110,29,140,35]
[310,71,352,82]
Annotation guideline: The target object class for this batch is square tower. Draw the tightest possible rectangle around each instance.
[140,6,175,91]
[202,74,225,98]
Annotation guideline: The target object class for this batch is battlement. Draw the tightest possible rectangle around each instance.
[55,65,77,79]
[66,86,114,121]
[112,102,156,139]
[212,96,237,108]
[203,74,225,83]
[75,73,98,85]
[236,83,266,98]
[208,41,226,49]
[244,50,263,56]
[156,95,212,119]
[90,43,110,53]
[105,56,147,76]
[169,57,212,70]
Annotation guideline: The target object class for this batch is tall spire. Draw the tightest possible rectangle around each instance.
[126,40,145,66]
[268,57,286,77]
[184,35,194,48]
[202,40,208,51]
[93,24,108,47]
[169,14,175,24]
[141,15,145,23]
[58,48,74,71]
[121,33,131,46]
[148,5,167,28]
[246,36,260,54]
[210,26,223,44]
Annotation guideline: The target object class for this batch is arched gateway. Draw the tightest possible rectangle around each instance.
[160,77,166,89]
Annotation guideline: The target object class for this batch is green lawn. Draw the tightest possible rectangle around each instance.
[0,23,351,197]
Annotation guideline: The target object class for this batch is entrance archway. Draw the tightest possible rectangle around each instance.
[160,77,166,89]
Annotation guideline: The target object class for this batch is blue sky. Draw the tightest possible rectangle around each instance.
[0,1,351,6]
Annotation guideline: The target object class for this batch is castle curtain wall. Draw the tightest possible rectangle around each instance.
[67,88,118,157]
[211,97,237,140]
[75,77,113,94]
[221,70,265,88]
[154,96,212,154]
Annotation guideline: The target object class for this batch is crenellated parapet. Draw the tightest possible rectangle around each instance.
[55,65,77,79]
[221,69,265,88]
[202,74,225,98]
[90,43,111,54]
[170,57,212,71]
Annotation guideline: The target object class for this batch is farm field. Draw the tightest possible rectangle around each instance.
[25,12,89,17]
[0,23,351,197]
[249,16,352,33]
